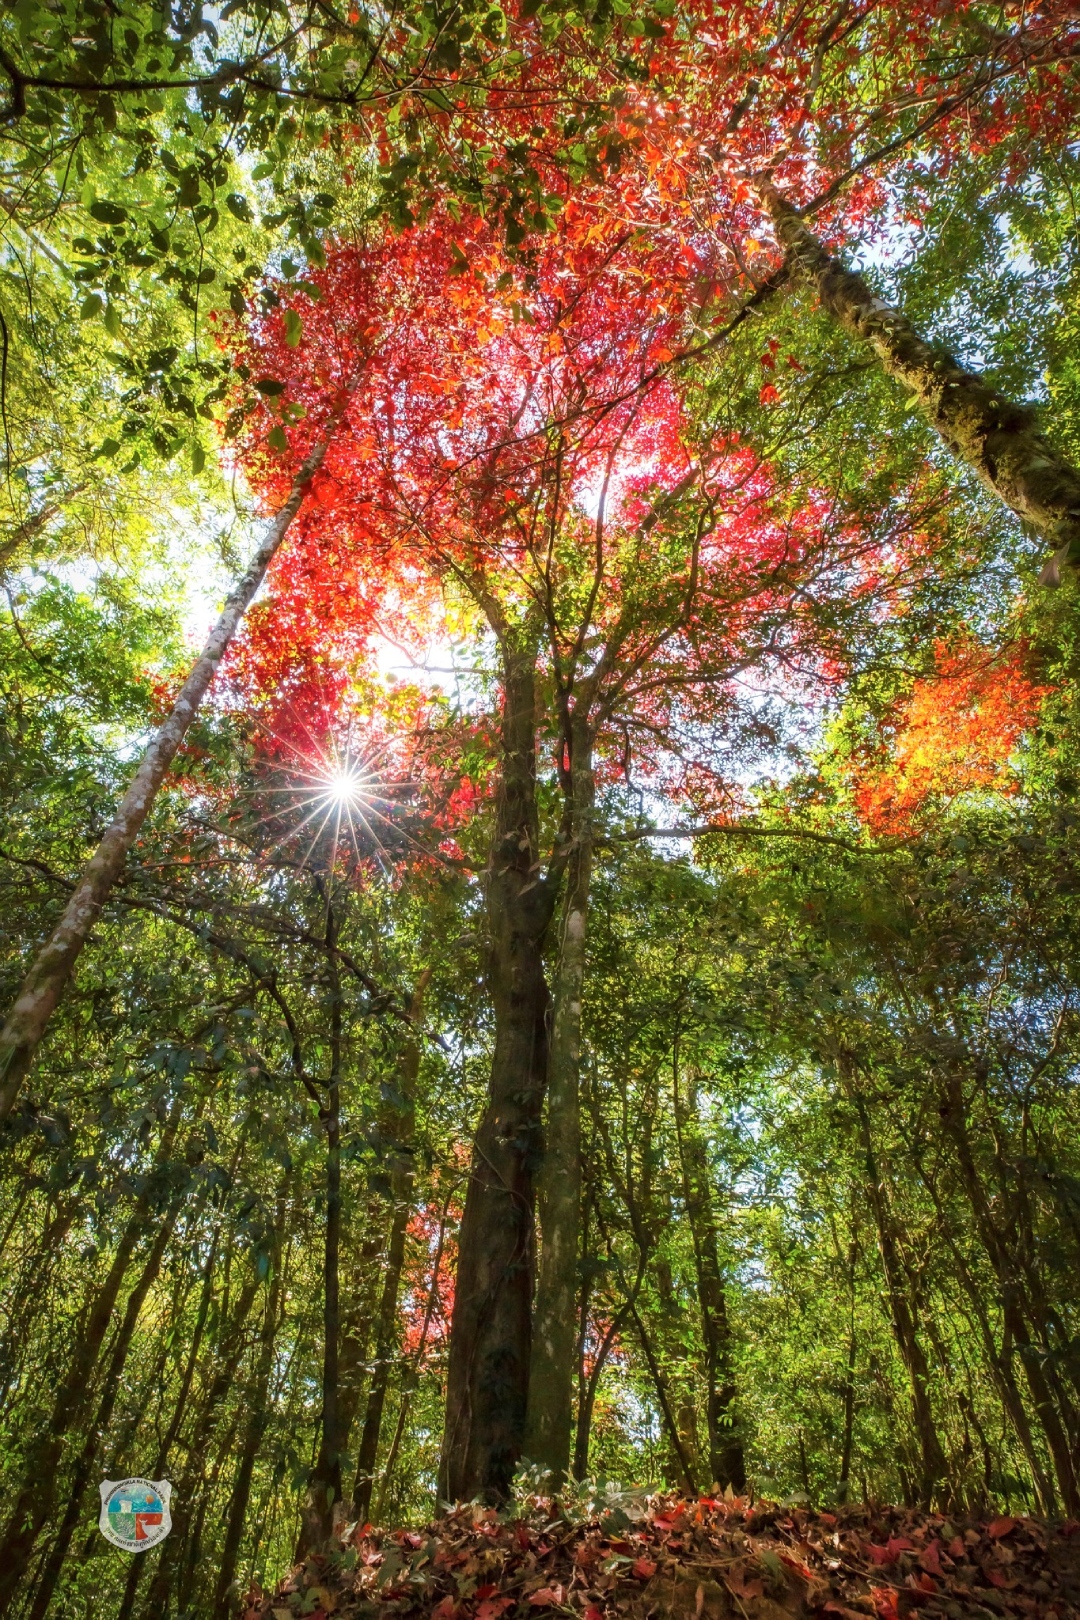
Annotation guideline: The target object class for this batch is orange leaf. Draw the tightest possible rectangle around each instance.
[870,1588,902,1620]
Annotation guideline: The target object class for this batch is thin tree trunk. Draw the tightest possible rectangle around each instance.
[373,1184,453,1522]
[671,1056,745,1492]
[0,1109,181,1611]
[0,1197,76,1408]
[914,1154,1058,1514]
[26,1190,187,1619]
[525,714,593,1485]
[140,1266,263,1616]
[571,1196,599,1482]
[574,1301,631,1483]
[628,1296,698,1495]
[352,974,428,1520]
[938,1071,1079,1511]
[300,900,345,1554]
[440,629,557,1504]
[850,1090,948,1507]
[114,1227,222,1620]
[178,1404,243,1614]
[0,377,361,1123]
[838,1232,858,1503]
[212,1211,287,1619]
[761,182,1080,585]
[0,493,76,574]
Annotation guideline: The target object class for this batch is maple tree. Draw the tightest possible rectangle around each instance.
[2,4,1080,1609]
[230,192,971,1500]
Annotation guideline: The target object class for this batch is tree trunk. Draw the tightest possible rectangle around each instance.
[0,1109,181,1611]
[851,1092,948,1507]
[0,377,361,1124]
[352,974,427,1520]
[0,1197,76,1410]
[212,1214,286,1620]
[439,631,556,1503]
[937,1071,1080,1512]
[838,1233,858,1503]
[915,1155,1058,1514]
[115,1226,222,1620]
[628,1295,699,1495]
[26,1190,187,1620]
[373,1185,454,1522]
[300,903,345,1554]
[761,182,1080,586]
[672,1058,745,1492]
[525,713,593,1485]
[139,1267,263,1616]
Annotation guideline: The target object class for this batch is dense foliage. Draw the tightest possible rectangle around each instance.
[2,3,1080,1617]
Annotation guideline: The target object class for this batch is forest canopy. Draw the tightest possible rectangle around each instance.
[2,1,1080,1616]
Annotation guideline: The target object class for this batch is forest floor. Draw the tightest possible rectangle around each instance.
[244,1495,1080,1620]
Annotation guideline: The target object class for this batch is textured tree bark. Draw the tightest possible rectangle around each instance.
[0,378,360,1125]
[26,1191,186,1620]
[439,631,556,1503]
[761,183,1080,586]
[524,712,593,1485]
[352,973,427,1520]
[672,1061,745,1492]
[0,1108,181,1612]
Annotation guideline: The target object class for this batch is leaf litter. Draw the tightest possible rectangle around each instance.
[243,1495,1080,1620]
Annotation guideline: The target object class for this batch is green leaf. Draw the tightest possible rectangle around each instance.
[284,308,302,347]
[89,200,127,225]
[103,304,121,338]
[80,293,104,320]
[225,192,253,222]
[190,440,206,474]
[268,424,288,452]
[255,377,285,396]
[96,437,121,458]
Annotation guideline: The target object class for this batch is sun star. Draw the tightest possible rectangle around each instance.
[321,766,367,807]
